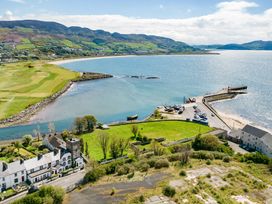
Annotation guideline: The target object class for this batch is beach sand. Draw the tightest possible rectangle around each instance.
[49,55,136,65]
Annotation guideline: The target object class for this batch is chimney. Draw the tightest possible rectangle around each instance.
[53,148,59,156]
[38,154,43,160]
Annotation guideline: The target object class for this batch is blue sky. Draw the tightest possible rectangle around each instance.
[0,0,272,44]
[1,0,271,18]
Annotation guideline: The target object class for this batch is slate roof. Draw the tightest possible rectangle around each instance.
[24,150,60,171]
[0,160,25,177]
[242,125,268,138]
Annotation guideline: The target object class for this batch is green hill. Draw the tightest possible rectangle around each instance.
[0,20,200,62]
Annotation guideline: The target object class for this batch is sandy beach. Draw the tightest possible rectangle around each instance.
[49,55,136,65]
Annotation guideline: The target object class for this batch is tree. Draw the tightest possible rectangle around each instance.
[118,138,130,156]
[269,159,272,172]
[192,134,220,151]
[48,122,56,134]
[131,125,138,137]
[84,115,97,132]
[79,138,84,153]
[74,117,86,134]
[22,135,33,147]
[97,132,109,160]
[61,130,70,141]
[110,137,119,159]
[85,142,89,158]
[13,141,21,152]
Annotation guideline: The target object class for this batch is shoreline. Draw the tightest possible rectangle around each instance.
[49,52,219,65]
[0,72,112,128]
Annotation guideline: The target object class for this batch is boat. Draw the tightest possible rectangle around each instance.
[127,114,138,121]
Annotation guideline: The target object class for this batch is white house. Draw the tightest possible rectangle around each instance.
[23,150,61,184]
[0,160,26,193]
[230,125,272,158]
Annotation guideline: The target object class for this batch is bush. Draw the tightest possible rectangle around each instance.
[191,151,227,160]
[206,159,212,165]
[170,143,191,153]
[179,170,186,176]
[162,186,176,197]
[154,159,169,169]
[127,172,134,179]
[223,156,231,163]
[12,186,64,204]
[167,153,182,162]
[117,164,133,176]
[242,152,270,164]
[104,160,124,175]
[136,161,150,172]
[83,167,105,183]
[147,158,156,168]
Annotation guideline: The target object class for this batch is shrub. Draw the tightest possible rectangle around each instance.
[223,156,231,163]
[206,159,212,165]
[154,159,169,169]
[83,167,105,183]
[12,186,65,204]
[242,152,270,164]
[206,173,211,178]
[167,153,182,162]
[104,160,125,175]
[179,170,186,176]
[147,158,156,168]
[127,172,134,179]
[136,161,150,172]
[162,186,176,197]
[170,143,192,153]
[117,164,133,176]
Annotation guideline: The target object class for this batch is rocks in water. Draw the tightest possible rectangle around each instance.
[127,75,159,80]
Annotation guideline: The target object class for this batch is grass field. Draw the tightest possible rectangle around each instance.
[0,61,79,120]
[82,121,213,161]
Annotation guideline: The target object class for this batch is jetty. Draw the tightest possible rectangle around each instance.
[156,86,247,132]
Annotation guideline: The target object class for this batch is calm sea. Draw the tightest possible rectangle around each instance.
[0,50,271,140]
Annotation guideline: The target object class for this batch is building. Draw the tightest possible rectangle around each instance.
[43,133,66,151]
[0,160,26,192]
[229,125,272,157]
[66,138,84,168]
[23,150,61,184]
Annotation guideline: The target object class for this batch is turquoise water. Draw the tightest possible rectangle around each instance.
[0,51,271,140]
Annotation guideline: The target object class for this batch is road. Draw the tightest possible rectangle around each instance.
[0,170,85,204]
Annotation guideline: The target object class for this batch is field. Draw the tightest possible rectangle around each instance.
[82,121,213,160]
[0,61,79,120]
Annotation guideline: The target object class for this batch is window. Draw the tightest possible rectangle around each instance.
[14,173,17,177]
[2,178,5,181]
[14,178,18,183]
[31,169,34,173]
[21,170,24,174]
[40,166,43,170]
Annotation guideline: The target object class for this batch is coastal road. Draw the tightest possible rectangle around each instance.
[0,170,85,204]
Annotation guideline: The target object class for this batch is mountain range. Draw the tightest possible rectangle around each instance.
[195,40,272,50]
[0,20,199,62]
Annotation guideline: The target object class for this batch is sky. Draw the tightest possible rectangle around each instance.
[0,0,271,44]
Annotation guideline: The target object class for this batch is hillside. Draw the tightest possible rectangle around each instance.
[196,40,272,50]
[0,20,199,62]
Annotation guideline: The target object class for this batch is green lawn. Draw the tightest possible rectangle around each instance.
[0,61,79,119]
[82,121,213,161]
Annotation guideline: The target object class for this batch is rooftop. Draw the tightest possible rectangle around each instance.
[242,125,269,138]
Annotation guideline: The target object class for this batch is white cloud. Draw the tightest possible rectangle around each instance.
[9,0,25,4]
[0,10,15,20]
[2,1,272,44]
[159,4,164,9]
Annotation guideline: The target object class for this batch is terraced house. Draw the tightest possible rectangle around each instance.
[0,136,84,193]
